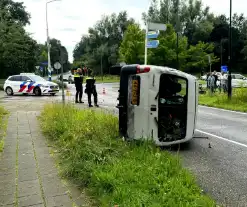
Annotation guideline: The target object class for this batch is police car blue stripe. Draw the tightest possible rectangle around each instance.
[28,82,34,89]
[20,81,27,88]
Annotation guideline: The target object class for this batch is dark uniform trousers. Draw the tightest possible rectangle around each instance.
[87,85,98,105]
[74,72,83,102]
[75,85,83,102]
[85,77,98,106]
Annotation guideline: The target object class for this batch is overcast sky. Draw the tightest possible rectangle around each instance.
[15,0,247,62]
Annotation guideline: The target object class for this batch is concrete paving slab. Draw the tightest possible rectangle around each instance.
[0,102,91,207]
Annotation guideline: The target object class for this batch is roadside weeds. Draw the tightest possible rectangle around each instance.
[199,88,247,112]
[39,103,216,207]
[0,106,9,153]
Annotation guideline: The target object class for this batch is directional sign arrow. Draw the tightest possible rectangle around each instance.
[148,22,167,31]
[147,30,160,39]
[147,40,159,48]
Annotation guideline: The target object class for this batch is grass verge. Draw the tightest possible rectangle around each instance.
[0,106,8,153]
[39,104,216,206]
[199,88,247,112]
[94,75,119,83]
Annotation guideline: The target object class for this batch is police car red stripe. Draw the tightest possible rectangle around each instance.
[18,82,27,92]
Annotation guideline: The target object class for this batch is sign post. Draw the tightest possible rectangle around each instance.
[144,22,167,65]
[207,55,211,73]
[54,61,64,104]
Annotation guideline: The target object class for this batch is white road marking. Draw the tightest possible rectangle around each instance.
[196,129,247,148]
[199,105,247,115]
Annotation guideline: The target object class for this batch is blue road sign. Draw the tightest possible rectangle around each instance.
[41,62,48,65]
[147,40,159,48]
[147,30,160,39]
[221,65,228,72]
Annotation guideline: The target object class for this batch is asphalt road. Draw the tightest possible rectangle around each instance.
[1,82,247,206]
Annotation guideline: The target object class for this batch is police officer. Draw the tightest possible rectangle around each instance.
[85,70,99,107]
[74,68,84,103]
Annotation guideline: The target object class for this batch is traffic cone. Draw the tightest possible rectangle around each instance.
[103,88,106,95]
[65,90,69,96]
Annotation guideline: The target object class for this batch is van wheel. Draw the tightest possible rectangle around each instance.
[5,87,13,96]
[33,87,41,96]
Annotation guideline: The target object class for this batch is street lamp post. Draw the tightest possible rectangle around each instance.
[228,0,232,99]
[46,0,61,81]
[176,0,180,70]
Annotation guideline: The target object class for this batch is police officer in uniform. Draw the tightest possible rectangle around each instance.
[85,70,99,107]
[74,68,84,103]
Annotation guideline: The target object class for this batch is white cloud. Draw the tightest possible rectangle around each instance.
[15,0,247,62]
[16,0,147,62]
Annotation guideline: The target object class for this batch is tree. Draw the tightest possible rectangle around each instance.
[185,41,219,73]
[119,24,145,64]
[148,25,189,69]
[118,23,217,72]
[0,0,30,26]
[41,39,70,73]
[73,2,247,74]
[0,20,38,77]
[73,11,135,74]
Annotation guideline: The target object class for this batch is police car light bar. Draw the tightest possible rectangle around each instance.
[20,73,35,75]
[136,65,150,74]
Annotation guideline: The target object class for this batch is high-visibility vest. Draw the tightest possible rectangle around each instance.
[74,73,80,78]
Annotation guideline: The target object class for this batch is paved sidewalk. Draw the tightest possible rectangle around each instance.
[0,111,75,207]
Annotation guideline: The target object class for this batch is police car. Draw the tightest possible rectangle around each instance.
[3,73,59,96]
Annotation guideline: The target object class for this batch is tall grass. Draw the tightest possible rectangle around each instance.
[39,104,216,206]
[0,106,8,152]
[199,87,247,112]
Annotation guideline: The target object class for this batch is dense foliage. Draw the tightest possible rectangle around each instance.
[0,0,70,79]
[73,0,247,74]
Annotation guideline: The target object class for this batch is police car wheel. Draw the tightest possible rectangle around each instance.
[5,87,13,96]
[34,87,41,96]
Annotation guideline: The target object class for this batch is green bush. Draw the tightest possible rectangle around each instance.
[39,104,216,207]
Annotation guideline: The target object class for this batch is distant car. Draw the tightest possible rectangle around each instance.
[201,75,207,80]
[68,75,74,84]
[4,73,59,96]
[223,73,247,87]
[57,74,74,84]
